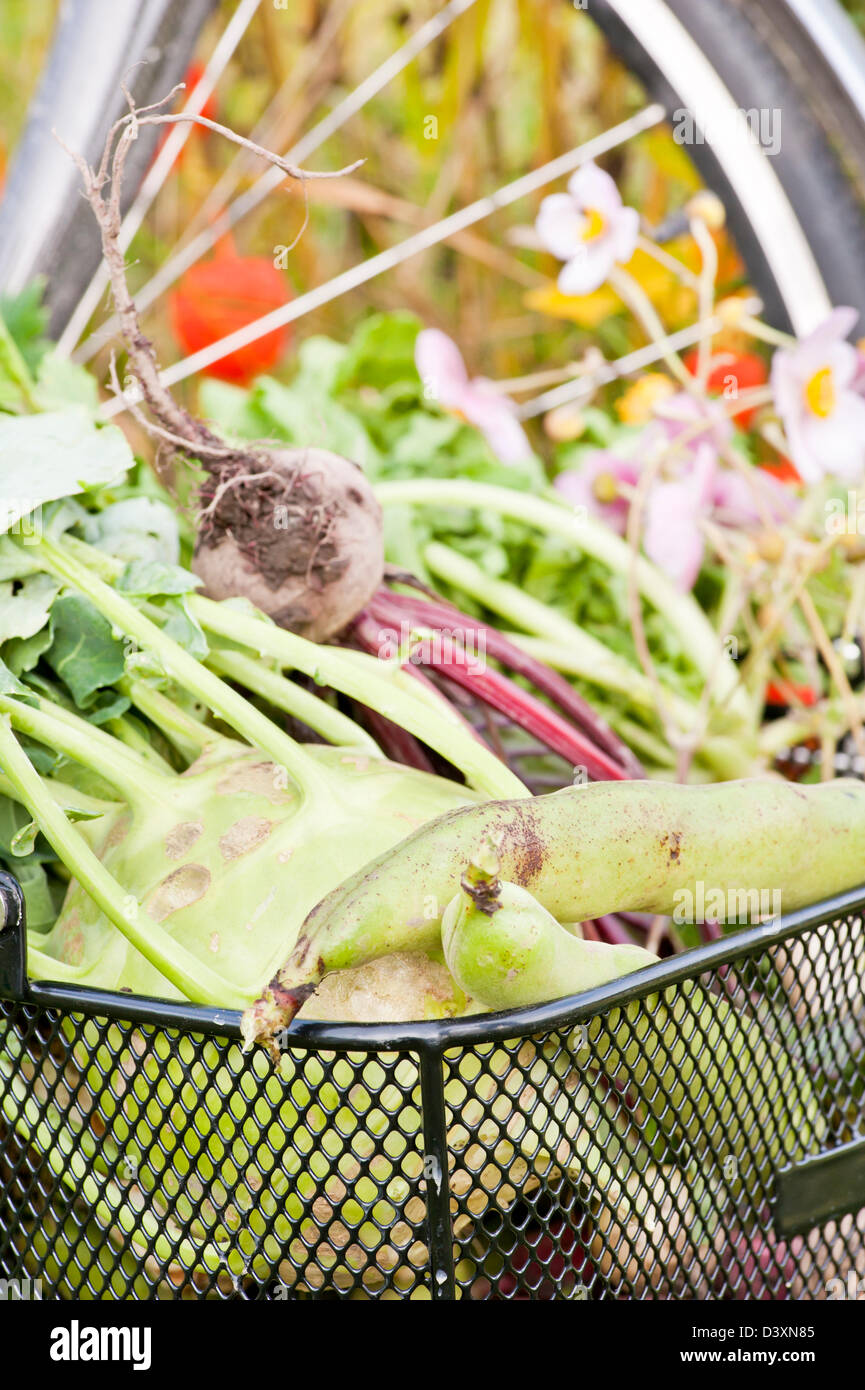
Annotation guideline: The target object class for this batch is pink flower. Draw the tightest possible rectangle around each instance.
[643,443,719,591]
[414,328,532,465]
[555,451,639,532]
[770,307,865,482]
[645,391,733,456]
[555,412,794,591]
[535,162,640,295]
[649,455,792,589]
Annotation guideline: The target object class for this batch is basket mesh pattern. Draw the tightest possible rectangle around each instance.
[1,907,864,1300]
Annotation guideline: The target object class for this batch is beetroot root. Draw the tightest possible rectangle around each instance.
[193,447,383,640]
[65,94,383,643]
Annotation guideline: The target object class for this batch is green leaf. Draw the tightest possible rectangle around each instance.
[389,411,464,464]
[85,496,181,566]
[3,624,55,676]
[66,806,104,824]
[0,316,35,410]
[41,496,90,541]
[0,535,45,581]
[253,376,378,468]
[291,335,349,393]
[33,351,100,411]
[45,593,127,708]
[162,598,209,660]
[10,820,38,857]
[0,281,49,373]
[21,741,60,776]
[0,799,47,862]
[0,573,59,643]
[14,861,59,931]
[380,505,430,578]
[0,408,132,535]
[334,311,421,390]
[86,691,131,726]
[124,649,166,681]
[198,378,271,440]
[0,655,38,704]
[116,559,201,598]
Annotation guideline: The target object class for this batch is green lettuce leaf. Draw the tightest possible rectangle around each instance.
[44,593,128,708]
[0,408,132,535]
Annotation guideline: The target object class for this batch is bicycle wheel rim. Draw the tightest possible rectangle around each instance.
[592,0,836,335]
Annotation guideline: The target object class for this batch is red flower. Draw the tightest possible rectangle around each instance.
[765,679,817,708]
[155,63,219,173]
[180,63,219,125]
[684,350,768,427]
[169,239,291,383]
[758,455,802,485]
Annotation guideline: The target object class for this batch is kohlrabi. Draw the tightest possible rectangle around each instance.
[0,517,532,1010]
[0,483,535,1298]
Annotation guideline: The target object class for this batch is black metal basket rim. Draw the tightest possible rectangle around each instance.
[2,875,865,1052]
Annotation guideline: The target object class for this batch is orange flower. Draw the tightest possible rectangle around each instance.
[169,239,290,383]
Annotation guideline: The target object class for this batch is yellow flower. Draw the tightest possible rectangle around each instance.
[615,373,676,425]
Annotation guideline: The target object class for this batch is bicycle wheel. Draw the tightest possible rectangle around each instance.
[591,0,865,334]
[3,0,865,347]
[0,0,218,336]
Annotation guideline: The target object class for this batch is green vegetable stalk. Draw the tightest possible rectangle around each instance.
[0,528,531,1009]
[374,479,753,724]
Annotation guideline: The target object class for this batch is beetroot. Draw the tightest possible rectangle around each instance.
[64,93,382,641]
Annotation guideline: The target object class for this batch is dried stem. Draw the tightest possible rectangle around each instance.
[675,571,750,783]
[142,113,362,184]
[608,265,695,392]
[739,538,833,691]
[797,586,865,763]
[689,214,718,387]
[106,352,234,459]
[55,87,362,468]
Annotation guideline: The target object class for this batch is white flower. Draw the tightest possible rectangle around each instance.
[770,307,865,482]
[535,162,640,295]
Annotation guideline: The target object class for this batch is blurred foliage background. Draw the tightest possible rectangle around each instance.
[0,0,860,408]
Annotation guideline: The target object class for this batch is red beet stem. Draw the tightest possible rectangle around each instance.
[615,910,653,934]
[372,587,644,778]
[352,615,487,749]
[360,707,437,772]
[364,601,637,781]
[593,914,638,945]
[432,633,633,781]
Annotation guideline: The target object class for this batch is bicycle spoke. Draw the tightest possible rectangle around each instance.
[57,0,263,358]
[515,297,762,419]
[99,103,665,416]
[74,0,480,365]
[180,0,355,254]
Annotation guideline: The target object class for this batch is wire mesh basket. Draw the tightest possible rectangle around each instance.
[1,869,864,1301]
